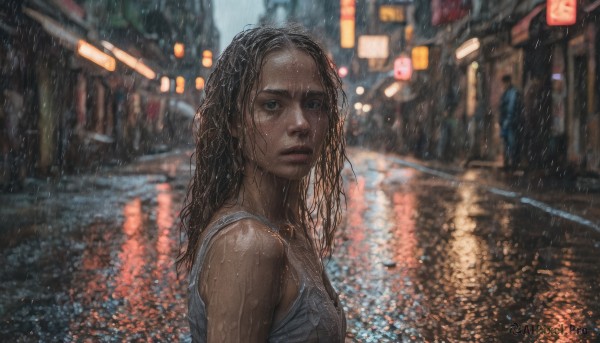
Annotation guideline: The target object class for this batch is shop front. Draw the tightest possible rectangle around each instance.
[510,3,553,170]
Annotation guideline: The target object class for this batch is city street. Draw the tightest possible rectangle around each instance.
[1,148,599,342]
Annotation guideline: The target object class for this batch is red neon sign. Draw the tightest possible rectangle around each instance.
[547,0,577,26]
[394,56,412,81]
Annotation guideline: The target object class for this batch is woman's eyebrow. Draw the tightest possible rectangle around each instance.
[259,89,325,97]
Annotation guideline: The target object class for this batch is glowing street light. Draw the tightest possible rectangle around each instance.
[412,46,429,70]
[455,38,480,60]
[195,77,205,90]
[176,76,185,94]
[202,50,213,68]
[160,76,170,93]
[77,40,116,71]
[356,86,365,95]
[174,42,185,58]
[101,41,156,79]
[385,82,401,98]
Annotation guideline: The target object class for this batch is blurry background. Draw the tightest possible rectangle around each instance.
[2,1,600,342]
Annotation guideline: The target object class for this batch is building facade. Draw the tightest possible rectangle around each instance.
[0,0,219,190]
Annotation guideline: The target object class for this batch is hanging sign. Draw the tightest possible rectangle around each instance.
[431,0,471,26]
[394,56,412,81]
[411,46,429,70]
[379,5,406,23]
[357,35,389,59]
[340,0,356,48]
[547,0,577,26]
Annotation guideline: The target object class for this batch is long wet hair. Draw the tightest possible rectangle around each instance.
[178,24,348,274]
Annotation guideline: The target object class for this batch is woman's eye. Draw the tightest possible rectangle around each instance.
[306,99,323,110]
[264,100,280,111]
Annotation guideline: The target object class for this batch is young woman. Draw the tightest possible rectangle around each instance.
[178,25,348,342]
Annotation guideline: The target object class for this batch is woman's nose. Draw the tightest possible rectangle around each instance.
[288,104,310,135]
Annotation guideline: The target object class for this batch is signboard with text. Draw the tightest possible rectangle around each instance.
[411,46,429,70]
[379,5,406,23]
[341,0,356,48]
[357,35,389,59]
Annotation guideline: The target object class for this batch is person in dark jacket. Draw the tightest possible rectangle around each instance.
[499,74,523,170]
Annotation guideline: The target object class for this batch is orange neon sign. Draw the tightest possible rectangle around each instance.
[411,46,429,70]
[340,0,355,48]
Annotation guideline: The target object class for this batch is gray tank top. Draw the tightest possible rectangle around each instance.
[188,211,346,342]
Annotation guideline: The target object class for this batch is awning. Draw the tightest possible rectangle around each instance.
[513,0,546,15]
[24,8,117,72]
[364,72,416,104]
[23,7,82,50]
[586,0,600,12]
[511,4,545,46]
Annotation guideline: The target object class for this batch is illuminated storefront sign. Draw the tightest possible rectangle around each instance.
[379,5,406,23]
[101,41,156,79]
[455,38,480,60]
[340,0,355,48]
[357,35,389,59]
[547,0,577,26]
[411,46,429,70]
[394,56,412,81]
[77,40,116,71]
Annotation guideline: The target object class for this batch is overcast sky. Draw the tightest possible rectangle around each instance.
[213,0,265,53]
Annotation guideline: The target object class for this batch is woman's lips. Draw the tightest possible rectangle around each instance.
[281,146,313,163]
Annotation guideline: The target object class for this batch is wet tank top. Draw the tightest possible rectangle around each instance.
[188,211,346,342]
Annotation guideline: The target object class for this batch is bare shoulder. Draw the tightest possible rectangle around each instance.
[210,218,285,259]
[199,218,287,341]
[200,217,286,307]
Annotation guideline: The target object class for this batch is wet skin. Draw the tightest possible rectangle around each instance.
[200,48,336,342]
[236,47,329,181]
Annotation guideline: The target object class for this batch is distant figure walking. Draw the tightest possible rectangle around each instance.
[499,75,523,170]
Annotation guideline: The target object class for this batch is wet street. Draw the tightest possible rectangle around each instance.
[1,148,599,342]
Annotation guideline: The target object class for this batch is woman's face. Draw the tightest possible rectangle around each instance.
[240,48,329,181]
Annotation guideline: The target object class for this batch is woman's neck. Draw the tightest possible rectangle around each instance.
[233,170,302,225]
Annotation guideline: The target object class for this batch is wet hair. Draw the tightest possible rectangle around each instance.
[502,74,511,84]
[177,24,348,273]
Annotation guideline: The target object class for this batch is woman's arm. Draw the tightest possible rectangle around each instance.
[199,220,285,342]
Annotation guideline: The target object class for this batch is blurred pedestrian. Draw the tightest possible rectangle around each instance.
[178,25,348,342]
[437,110,457,162]
[499,74,523,170]
[2,89,24,191]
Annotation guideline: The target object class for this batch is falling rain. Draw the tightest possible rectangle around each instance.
[1,0,600,342]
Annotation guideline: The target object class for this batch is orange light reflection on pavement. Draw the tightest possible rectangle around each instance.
[154,183,177,312]
[392,192,418,271]
[346,176,367,260]
[112,197,151,333]
[538,248,591,342]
